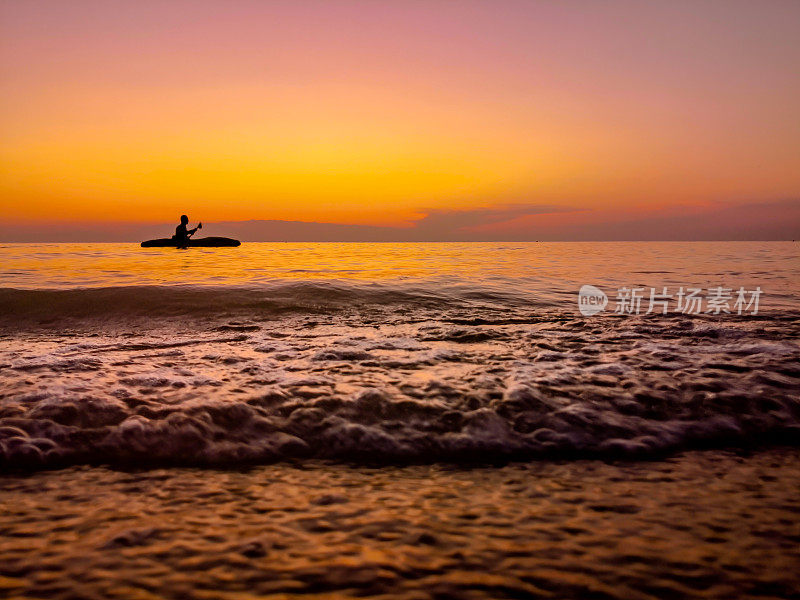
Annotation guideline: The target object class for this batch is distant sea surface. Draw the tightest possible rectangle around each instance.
[1,241,798,307]
[1,242,799,598]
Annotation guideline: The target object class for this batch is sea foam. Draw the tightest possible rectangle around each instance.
[1,299,798,470]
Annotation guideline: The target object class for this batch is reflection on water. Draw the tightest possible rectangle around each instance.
[1,450,799,599]
[0,242,798,309]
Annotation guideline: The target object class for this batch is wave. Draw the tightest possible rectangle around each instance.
[1,380,799,471]
[0,282,536,323]
[2,280,798,471]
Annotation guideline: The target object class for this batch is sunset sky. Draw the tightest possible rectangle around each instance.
[1,0,799,240]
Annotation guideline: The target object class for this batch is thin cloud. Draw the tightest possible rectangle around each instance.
[0,200,796,242]
[413,204,581,234]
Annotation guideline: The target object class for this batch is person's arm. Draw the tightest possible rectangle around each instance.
[188,222,202,237]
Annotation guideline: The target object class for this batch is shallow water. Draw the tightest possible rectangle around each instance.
[1,308,799,469]
[1,450,799,599]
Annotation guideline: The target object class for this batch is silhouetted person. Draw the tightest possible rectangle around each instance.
[173,215,201,248]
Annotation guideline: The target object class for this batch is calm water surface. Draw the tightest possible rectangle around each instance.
[1,241,797,310]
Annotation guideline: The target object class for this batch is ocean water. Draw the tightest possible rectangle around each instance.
[0,241,798,468]
[1,241,800,598]
[1,450,799,599]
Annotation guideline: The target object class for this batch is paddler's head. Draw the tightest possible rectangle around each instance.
[180,215,188,224]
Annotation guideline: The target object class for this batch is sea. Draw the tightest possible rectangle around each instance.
[1,241,798,599]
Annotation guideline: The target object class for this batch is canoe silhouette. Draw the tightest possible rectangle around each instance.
[141,237,241,248]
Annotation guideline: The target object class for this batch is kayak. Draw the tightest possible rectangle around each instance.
[140,237,241,248]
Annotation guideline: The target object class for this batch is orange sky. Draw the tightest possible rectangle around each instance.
[1,1,799,237]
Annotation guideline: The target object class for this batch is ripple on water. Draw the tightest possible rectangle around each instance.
[0,450,799,599]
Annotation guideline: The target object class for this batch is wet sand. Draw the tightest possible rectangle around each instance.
[2,449,799,599]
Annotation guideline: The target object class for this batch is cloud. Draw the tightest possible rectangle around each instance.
[410,204,579,238]
[0,200,796,242]
[473,199,800,241]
